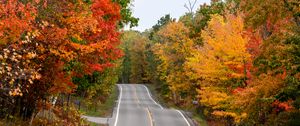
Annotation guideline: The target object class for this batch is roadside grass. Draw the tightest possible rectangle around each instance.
[0,118,29,126]
[88,121,107,126]
[193,112,208,126]
[145,84,207,126]
[144,84,170,108]
[80,85,118,117]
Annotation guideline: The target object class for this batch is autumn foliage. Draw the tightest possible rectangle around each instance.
[120,0,300,125]
[0,0,127,124]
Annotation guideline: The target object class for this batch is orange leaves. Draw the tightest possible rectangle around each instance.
[49,72,75,94]
[91,0,121,37]
[37,26,68,45]
[272,100,294,112]
[63,9,98,39]
[233,74,286,119]
[0,0,123,98]
[244,29,262,58]
[26,52,37,59]
[92,0,121,23]
[49,48,75,61]
[0,0,36,44]
[90,64,103,72]
[69,43,94,54]
[183,13,263,124]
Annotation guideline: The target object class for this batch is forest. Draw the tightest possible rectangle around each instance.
[120,0,300,125]
[0,0,138,125]
[0,0,299,125]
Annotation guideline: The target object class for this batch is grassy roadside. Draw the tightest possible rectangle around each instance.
[87,121,106,126]
[80,85,118,117]
[145,84,208,126]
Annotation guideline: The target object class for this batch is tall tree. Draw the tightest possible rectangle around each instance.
[149,14,175,40]
[186,13,251,123]
[154,22,194,104]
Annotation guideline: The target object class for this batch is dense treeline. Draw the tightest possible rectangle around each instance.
[120,0,300,125]
[0,0,137,125]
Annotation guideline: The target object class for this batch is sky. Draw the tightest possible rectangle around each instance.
[126,0,211,31]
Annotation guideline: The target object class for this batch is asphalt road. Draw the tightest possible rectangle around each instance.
[110,84,192,126]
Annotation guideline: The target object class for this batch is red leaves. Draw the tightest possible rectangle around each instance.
[272,100,294,112]
[91,0,121,36]
[90,64,103,72]
[92,0,121,25]
[85,63,114,75]
[245,29,262,58]
[49,72,76,94]
[232,87,244,94]
[0,0,36,44]
[0,0,123,102]
[37,26,68,45]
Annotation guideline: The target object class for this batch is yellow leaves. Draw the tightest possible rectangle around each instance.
[31,30,41,38]
[199,87,231,109]
[199,87,248,123]
[50,47,75,61]
[9,88,23,96]
[50,49,60,56]
[9,79,15,85]
[157,22,190,42]
[187,14,251,83]
[212,111,247,123]
[41,20,49,27]
[183,13,256,124]
[153,22,195,102]
[73,34,83,41]
[28,79,33,84]
[69,42,95,54]
[203,14,250,62]
[188,50,228,82]
[26,52,37,59]
[31,72,42,80]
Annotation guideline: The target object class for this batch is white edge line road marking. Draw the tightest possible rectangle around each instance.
[113,85,122,126]
[142,85,163,109]
[176,110,191,126]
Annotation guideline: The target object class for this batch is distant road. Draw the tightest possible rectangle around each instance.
[109,84,192,126]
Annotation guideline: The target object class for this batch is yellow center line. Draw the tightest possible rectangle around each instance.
[146,107,154,126]
[133,85,141,107]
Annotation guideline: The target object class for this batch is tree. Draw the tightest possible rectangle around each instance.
[154,22,194,104]
[184,0,198,14]
[181,0,225,45]
[113,0,139,28]
[149,14,175,40]
[188,14,250,83]
[0,0,126,124]
[120,31,149,84]
[186,13,251,123]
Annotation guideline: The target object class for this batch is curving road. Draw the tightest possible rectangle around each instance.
[109,84,192,126]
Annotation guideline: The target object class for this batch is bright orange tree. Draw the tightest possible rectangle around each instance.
[0,0,124,121]
[186,13,251,123]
